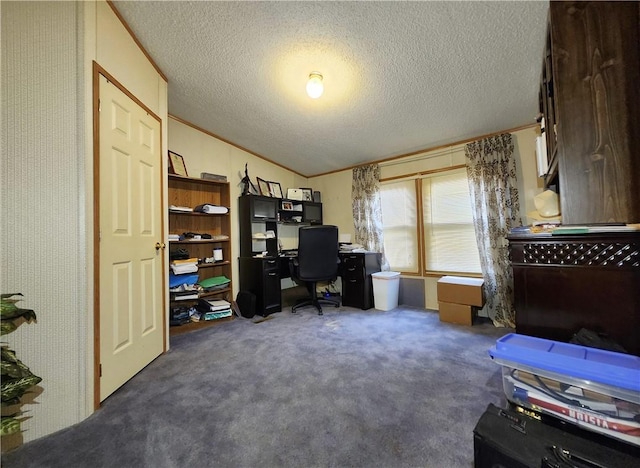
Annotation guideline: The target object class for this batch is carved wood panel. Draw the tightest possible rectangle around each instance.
[522,241,640,267]
[508,232,640,356]
[550,1,640,224]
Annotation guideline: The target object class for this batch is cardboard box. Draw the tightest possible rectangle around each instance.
[437,276,484,307]
[438,301,474,326]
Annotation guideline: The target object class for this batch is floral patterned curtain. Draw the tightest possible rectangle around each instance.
[352,164,389,270]
[465,134,521,327]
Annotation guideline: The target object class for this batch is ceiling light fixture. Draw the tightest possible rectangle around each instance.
[306,72,324,99]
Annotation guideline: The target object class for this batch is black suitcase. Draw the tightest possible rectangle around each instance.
[473,403,640,468]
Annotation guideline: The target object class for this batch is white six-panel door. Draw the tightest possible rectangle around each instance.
[98,73,164,401]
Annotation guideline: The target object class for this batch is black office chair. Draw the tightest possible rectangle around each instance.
[291,225,340,315]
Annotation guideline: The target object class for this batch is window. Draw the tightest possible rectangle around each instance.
[380,168,481,275]
[380,179,419,273]
[422,169,481,273]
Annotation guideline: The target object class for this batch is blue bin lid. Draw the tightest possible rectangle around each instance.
[489,333,640,392]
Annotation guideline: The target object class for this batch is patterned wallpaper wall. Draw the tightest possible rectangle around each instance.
[1,1,88,442]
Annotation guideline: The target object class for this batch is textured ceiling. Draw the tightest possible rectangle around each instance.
[112,1,549,177]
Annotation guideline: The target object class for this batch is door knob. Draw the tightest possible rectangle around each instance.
[155,242,166,250]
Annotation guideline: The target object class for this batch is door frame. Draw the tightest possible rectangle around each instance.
[92,61,166,409]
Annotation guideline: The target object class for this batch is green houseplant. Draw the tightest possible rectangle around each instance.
[1,293,42,436]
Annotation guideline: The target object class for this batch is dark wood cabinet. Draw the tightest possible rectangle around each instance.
[508,232,640,356]
[339,252,381,310]
[239,257,281,317]
[238,196,280,316]
[238,195,323,316]
[544,1,640,224]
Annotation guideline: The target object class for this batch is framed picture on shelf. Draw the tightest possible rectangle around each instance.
[281,201,293,211]
[286,188,303,200]
[300,187,313,201]
[269,181,283,198]
[168,151,188,176]
[257,177,271,197]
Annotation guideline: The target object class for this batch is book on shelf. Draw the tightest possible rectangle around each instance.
[191,309,232,322]
[193,204,229,214]
[196,298,231,313]
[173,293,199,301]
[204,299,231,311]
[201,309,232,321]
[169,205,193,213]
[198,275,231,291]
[172,257,199,264]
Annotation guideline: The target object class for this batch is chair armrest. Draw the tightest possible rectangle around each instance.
[289,258,299,279]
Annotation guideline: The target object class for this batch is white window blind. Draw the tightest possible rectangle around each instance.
[422,169,481,273]
[380,179,419,273]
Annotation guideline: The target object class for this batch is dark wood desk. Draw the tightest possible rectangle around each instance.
[279,251,382,310]
[508,231,640,356]
[242,251,381,316]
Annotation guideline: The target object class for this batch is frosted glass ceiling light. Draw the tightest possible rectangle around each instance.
[306,72,324,99]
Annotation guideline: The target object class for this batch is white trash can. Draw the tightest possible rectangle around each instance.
[371,271,401,311]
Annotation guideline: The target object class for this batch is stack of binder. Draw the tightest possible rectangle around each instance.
[194,298,232,321]
[170,288,199,301]
[169,259,200,302]
[170,257,198,275]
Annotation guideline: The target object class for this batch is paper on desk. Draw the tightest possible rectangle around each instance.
[340,243,364,250]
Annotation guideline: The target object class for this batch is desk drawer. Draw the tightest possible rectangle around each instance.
[342,278,376,309]
[261,258,279,273]
[340,255,365,280]
[262,268,281,314]
[342,279,365,308]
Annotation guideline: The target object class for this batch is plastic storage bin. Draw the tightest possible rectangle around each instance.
[489,333,640,446]
[371,271,400,311]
